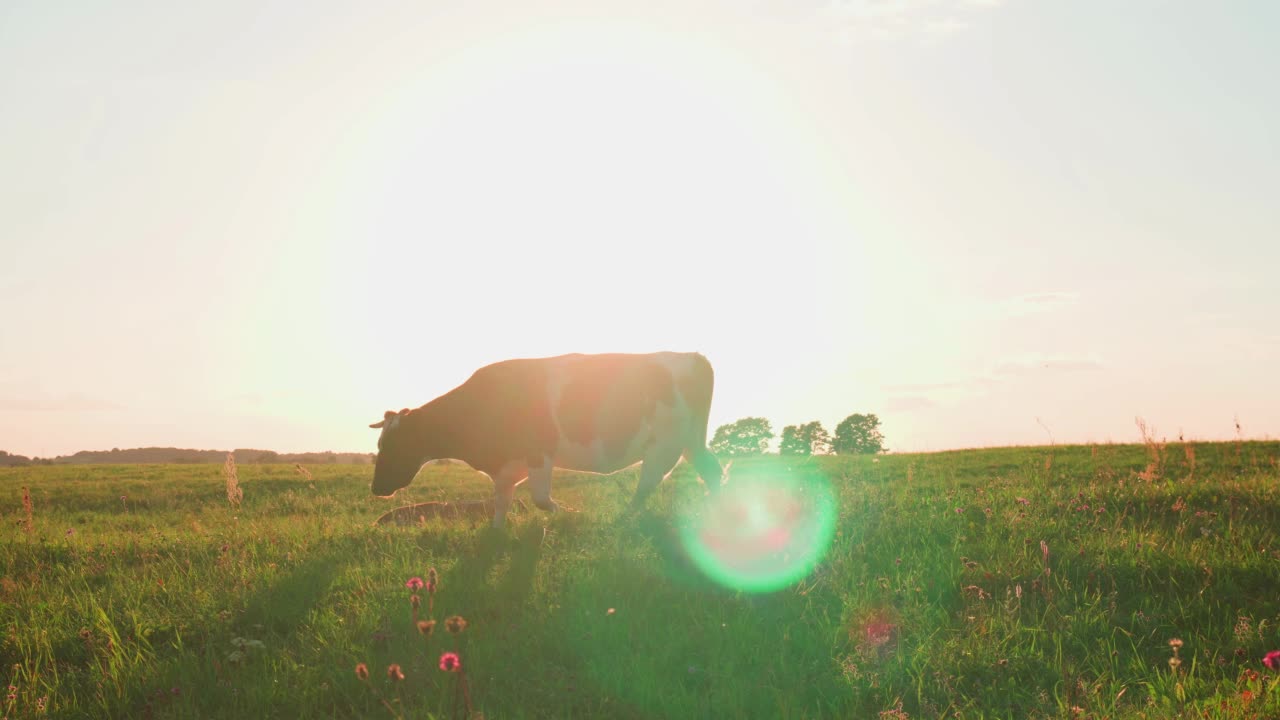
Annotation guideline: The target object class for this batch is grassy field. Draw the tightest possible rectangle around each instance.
[3,440,1280,719]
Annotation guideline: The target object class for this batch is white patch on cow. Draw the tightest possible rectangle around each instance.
[488,461,528,529]
[541,352,699,476]
[527,456,557,511]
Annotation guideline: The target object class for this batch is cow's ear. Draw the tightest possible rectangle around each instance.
[399,408,411,416]
[370,409,397,429]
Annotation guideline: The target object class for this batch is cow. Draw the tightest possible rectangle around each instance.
[369,352,726,528]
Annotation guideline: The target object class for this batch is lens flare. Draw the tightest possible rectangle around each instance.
[679,468,837,593]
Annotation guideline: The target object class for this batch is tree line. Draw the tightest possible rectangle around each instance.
[0,448,375,466]
[708,413,885,457]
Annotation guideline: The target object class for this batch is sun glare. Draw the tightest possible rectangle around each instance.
[334,17,861,422]
[680,467,838,593]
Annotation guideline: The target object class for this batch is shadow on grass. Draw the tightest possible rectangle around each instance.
[441,523,545,631]
[238,551,348,636]
[446,508,857,719]
[626,511,715,591]
[72,534,368,718]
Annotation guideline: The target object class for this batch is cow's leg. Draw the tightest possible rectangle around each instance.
[629,444,684,512]
[490,464,528,529]
[527,456,560,513]
[685,446,725,495]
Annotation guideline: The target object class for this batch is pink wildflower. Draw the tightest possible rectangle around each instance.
[864,620,895,647]
[1264,650,1280,670]
[405,577,424,591]
[439,652,462,672]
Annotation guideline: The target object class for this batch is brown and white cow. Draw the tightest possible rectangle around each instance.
[369,352,725,528]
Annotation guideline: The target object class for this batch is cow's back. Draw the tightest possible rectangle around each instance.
[440,352,713,476]
[540,352,712,473]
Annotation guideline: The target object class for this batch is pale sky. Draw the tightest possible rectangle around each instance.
[2,1,1277,458]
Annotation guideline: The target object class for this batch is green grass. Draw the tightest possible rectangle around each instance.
[3,441,1280,719]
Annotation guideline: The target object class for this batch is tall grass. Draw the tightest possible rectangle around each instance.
[223,453,242,510]
[20,485,32,534]
[2,442,1279,718]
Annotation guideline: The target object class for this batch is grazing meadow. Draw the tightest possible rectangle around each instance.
[3,440,1280,719]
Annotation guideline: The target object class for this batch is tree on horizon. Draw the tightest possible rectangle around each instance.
[833,413,886,455]
[710,417,775,457]
[779,421,832,456]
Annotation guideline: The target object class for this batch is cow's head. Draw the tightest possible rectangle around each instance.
[369,408,424,497]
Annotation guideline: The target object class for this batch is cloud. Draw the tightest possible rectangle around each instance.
[993,354,1103,376]
[821,0,1004,37]
[885,395,938,412]
[923,17,971,36]
[883,380,967,393]
[237,390,306,408]
[883,350,1103,415]
[1185,310,1233,325]
[1000,291,1080,317]
[0,387,122,412]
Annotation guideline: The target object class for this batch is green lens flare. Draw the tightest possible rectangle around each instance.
[679,469,837,593]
